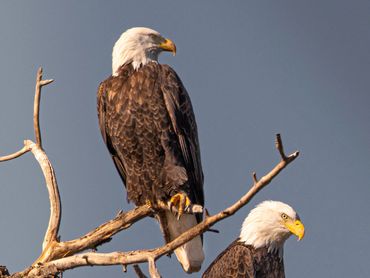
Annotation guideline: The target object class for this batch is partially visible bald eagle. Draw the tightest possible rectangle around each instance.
[202,201,305,278]
[97,27,204,273]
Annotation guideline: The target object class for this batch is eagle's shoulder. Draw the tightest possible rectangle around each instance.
[202,239,255,278]
[253,247,285,278]
[157,64,183,85]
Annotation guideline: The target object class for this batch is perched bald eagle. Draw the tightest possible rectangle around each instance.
[202,201,305,278]
[97,27,204,273]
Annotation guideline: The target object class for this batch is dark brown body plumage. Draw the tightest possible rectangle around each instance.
[97,62,204,210]
[202,240,285,278]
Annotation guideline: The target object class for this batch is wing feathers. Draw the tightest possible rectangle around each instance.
[160,66,204,206]
[97,80,128,186]
[202,241,255,278]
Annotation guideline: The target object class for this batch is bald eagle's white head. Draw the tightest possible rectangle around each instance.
[112,27,176,75]
[239,200,305,256]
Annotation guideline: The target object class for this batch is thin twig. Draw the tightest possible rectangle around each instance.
[252,172,258,185]
[275,133,297,161]
[0,145,30,162]
[33,67,54,148]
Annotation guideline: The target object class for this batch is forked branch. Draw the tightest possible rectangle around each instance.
[24,139,61,255]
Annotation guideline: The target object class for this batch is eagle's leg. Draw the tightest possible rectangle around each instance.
[168,192,191,220]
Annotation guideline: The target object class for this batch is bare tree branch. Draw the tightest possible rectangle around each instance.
[32,196,200,263]
[40,205,154,263]
[17,134,299,278]
[1,67,57,267]
[0,145,30,162]
[33,67,54,148]
[23,139,61,261]
[148,257,161,278]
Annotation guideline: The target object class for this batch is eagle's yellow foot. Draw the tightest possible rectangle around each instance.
[168,192,191,220]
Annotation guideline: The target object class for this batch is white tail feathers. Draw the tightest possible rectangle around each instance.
[165,211,205,273]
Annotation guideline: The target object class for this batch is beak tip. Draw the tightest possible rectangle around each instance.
[298,233,305,241]
[160,38,177,56]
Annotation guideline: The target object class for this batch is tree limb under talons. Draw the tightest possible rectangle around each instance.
[43,204,153,262]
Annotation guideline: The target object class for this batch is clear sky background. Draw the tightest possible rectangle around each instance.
[0,1,369,277]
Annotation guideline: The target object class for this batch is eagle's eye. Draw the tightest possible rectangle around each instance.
[281,213,289,220]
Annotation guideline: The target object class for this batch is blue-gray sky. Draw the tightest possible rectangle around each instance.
[0,1,369,277]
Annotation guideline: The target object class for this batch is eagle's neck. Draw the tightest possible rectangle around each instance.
[239,221,291,258]
[112,43,159,75]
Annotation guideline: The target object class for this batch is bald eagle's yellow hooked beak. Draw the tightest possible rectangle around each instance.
[285,219,305,241]
[159,38,176,56]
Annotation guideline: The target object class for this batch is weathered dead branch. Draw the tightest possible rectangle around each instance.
[1,68,299,278]
[0,145,30,162]
[24,139,61,255]
[34,67,54,148]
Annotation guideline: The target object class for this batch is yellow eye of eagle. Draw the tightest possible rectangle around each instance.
[281,213,289,220]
